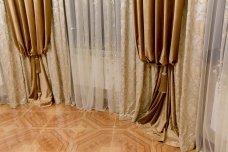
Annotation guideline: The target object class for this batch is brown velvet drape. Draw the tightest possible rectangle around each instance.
[133,0,185,136]
[5,0,53,106]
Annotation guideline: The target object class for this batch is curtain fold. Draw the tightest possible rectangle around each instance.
[0,1,28,106]
[133,0,184,64]
[133,0,185,141]
[118,0,156,121]
[0,0,210,151]
[196,0,228,151]
[138,65,178,135]
[119,62,155,121]
[132,0,208,151]
[66,0,207,150]
[0,0,71,107]
[65,0,121,111]
[0,63,7,104]
[4,0,53,106]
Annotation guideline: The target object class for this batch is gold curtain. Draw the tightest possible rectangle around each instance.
[5,0,53,106]
[133,0,185,138]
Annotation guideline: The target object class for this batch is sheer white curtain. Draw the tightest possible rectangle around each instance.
[65,0,121,112]
[197,0,228,151]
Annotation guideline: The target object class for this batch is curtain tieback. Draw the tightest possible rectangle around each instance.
[35,56,41,74]
[159,66,168,93]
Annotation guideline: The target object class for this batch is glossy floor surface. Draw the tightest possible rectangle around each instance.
[0,104,181,152]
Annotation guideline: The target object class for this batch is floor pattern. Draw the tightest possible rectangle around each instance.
[0,104,181,152]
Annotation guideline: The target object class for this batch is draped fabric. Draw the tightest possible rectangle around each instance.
[64,0,155,123]
[4,0,53,106]
[0,63,7,104]
[65,0,207,151]
[0,64,3,92]
[133,0,185,139]
[131,0,207,151]
[0,0,71,107]
[0,0,27,106]
[118,0,157,121]
[133,0,185,64]
[196,0,228,151]
[65,0,121,111]
[0,0,209,151]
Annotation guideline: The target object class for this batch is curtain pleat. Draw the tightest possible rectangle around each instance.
[138,65,178,137]
[196,0,228,151]
[0,0,208,151]
[131,1,206,150]
[65,0,121,111]
[0,1,27,106]
[0,62,7,104]
[4,0,53,106]
[133,0,185,140]
[134,0,184,64]
[47,0,72,104]
[0,0,70,107]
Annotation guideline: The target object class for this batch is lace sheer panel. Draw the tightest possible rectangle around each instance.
[197,0,228,151]
[65,0,122,111]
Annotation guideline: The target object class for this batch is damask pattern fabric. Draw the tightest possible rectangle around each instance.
[0,0,208,151]
[47,0,71,105]
[119,0,157,120]
[4,0,53,106]
[177,1,208,151]
[121,0,207,151]
[0,63,7,104]
[0,0,71,107]
[133,0,185,146]
[0,0,27,107]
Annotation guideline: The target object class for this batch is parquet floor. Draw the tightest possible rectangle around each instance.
[0,104,181,152]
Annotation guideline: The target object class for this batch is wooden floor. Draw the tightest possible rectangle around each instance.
[0,104,182,152]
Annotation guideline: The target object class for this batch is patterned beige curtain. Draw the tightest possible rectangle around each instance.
[5,0,53,106]
[0,0,71,107]
[119,0,156,121]
[0,0,208,151]
[0,63,7,104]
[133,0,185,142]
[121,0,208,151]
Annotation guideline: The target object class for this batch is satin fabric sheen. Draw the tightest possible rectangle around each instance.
[133,0,184,141]
[5,0,53,106]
